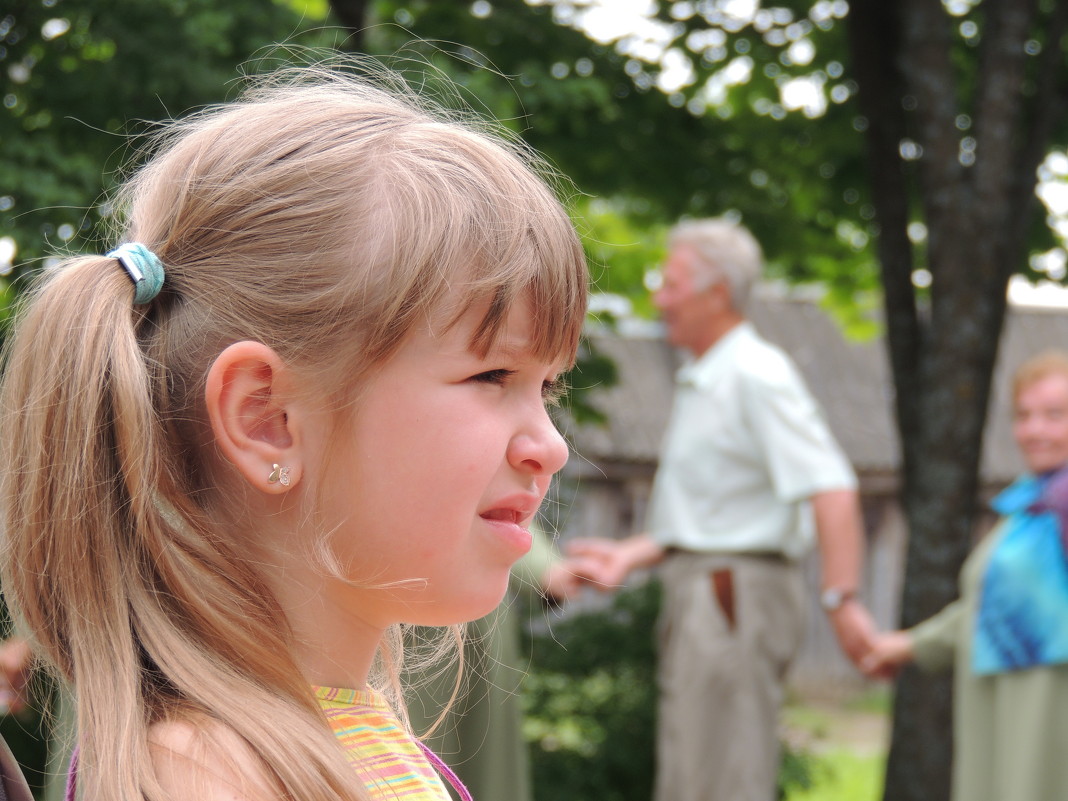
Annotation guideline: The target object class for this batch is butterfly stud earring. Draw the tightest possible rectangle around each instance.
[267,463,292,487]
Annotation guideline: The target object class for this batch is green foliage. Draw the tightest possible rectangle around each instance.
[562,337,618,426]
[779,745,821,799]
[574,197,668,317]
[522,582,659,801]
[0,0,327,271]
[786,750,883,801]
[5,0,888,327]
[0,683,54,799]
[8,0,1067,315]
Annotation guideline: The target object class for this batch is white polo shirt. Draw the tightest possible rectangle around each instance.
[647,322,857,559]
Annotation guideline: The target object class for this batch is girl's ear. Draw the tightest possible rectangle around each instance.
[205,341,303,492]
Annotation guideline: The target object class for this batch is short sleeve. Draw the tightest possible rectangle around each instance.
[740,353,857,502]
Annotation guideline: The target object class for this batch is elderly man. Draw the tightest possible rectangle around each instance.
[572,217,877,801]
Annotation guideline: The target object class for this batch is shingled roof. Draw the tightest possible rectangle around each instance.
[566,295,1068,485]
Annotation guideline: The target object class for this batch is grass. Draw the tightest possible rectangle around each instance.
[781,688,890,801]
[787,750,885,801]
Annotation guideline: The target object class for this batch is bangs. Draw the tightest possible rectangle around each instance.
[428,125,587,364]
[456,215,588,366]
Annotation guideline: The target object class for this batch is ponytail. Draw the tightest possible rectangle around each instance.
[1,255,163,794]
[1,255,154,677]
[0,256,360,800]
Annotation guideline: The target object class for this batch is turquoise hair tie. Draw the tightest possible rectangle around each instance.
[106,243,165,305]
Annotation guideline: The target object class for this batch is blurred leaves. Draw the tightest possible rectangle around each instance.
[522,581,659,801]
[7,1,1068,326]
[0,0,329,271]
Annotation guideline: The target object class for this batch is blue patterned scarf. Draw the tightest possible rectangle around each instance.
[973,468,1068,675]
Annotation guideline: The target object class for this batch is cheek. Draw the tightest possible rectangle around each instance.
[345,421,492,526]
[1051,421,1068,450]
[1012,420,1032,445]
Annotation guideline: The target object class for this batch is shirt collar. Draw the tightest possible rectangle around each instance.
[676,320,754,387]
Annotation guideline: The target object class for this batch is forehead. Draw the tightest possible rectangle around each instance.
[427,293,553,361]
[1016,373,1068,405]
[663,244,699,283]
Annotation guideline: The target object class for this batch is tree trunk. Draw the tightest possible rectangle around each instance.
[847,0,1056,799]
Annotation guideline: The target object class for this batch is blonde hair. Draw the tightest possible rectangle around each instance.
[1013,349,1068,400]
[0,65,587,801]
[667,217,763,309]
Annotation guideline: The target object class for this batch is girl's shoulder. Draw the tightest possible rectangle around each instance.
[149,716,279,801]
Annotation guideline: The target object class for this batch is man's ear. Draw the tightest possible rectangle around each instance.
[204,341,303,492]
[708,280,734,313]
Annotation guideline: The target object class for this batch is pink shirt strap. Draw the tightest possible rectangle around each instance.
[65,748,77,801]
[417,741,475,801]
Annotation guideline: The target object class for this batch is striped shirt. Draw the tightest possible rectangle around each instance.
[314,686,450,801]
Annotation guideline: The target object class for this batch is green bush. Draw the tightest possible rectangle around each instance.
[523,582,658,801]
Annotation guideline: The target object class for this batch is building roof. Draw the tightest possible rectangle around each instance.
[566,296,1068,484]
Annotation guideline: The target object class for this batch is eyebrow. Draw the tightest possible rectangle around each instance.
[472,337,533,360]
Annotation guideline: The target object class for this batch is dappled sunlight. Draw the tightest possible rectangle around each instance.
[533,0,849,119]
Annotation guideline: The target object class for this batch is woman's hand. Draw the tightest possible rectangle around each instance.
[860,631,916,680]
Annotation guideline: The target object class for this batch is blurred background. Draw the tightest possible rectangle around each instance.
[5,2,1068,799]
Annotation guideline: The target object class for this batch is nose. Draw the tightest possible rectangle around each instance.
[508,406,570,479]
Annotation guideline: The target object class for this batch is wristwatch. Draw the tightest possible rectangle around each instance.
[820,587,856,612]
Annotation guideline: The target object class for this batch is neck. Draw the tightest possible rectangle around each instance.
[689,312,745,358]
[266,563,383,690]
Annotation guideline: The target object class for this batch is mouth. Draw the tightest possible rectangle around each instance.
[480,508,524,524]
[479,500,536,555]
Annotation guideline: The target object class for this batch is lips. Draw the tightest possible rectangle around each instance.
[480,493,539,524]
[479,495,539,555]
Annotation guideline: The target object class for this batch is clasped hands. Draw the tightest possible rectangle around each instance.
[553,535,914,679]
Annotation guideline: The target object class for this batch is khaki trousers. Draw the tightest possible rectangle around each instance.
[653,551,806,801]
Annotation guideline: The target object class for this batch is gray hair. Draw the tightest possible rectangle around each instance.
[668,217,763,309]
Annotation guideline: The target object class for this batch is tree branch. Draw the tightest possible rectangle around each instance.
[327,0,370,51]
[972,0,1039,232]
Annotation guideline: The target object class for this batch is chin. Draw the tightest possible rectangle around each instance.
[470,577,513,619]
[1028,459,1066,475]
[391,584,507,628]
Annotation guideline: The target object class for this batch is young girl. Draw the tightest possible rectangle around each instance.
[0,65,587,801]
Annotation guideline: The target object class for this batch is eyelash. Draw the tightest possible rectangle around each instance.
[471,370,568,405]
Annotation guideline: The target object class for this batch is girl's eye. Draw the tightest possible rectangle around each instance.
[468,369,567,405]
[470,368,515,385]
